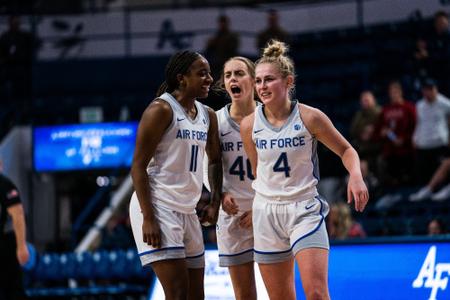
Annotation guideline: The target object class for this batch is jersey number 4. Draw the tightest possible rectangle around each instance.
[273,152,291,177]
[229,156,255,181]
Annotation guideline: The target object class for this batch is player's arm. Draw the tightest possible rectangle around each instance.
[240,113,257,177]
[300,104,368,212]
[7,203,29,265]
[201,107,223,225]
[131,99,172,248]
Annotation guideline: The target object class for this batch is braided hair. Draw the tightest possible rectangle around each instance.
[157,50,202,96]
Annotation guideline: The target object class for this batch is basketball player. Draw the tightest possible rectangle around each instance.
[129,50,222,300]
[210,57,258,300]
[240,40,369,299]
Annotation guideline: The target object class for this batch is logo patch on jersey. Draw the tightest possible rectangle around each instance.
[221,131,232,137]
[253,128,264,134]
[177,117,185,122]
[305,203,315,210]
[294,124,302,130]
[7,189,19,199]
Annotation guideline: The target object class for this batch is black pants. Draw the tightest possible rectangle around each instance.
[415,146,449,185]
[0,233,27,300]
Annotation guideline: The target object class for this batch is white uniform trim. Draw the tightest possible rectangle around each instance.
[252,102,319,202]
[148,92,210,214]
[129,193,205,268]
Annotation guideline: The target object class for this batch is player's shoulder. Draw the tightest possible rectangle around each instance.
[240,112,256,132]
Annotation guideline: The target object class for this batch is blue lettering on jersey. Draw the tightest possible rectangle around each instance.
[221,142,234,152]
[256,136,305,150]
[255,138,267,149]
[221,141,244,152]
[176,129,207,141]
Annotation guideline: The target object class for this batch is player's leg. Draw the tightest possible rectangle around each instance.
[217,211,256,300]
[151,259,189,300]
[187,267,204,300]
[228,262,257,300]
[253,195,295,300]
[291,196,330,300]
[295,248,330,300]
[258,259,296,300]
[184,213,206,300]
[130,195,190,299]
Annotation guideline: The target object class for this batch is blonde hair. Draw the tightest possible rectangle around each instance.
[256,39,296,95]
[257,40,295,78]
[329,202,353,239]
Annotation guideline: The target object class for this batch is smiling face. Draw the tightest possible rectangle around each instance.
[223,59,254,104]
[255,62,292,105]
[181,56,213,99]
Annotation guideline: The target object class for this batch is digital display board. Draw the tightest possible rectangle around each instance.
[33,122,138,172]
[148,241,450,300]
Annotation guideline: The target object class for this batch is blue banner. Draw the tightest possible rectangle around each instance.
[33,122,138,172]
[149,241,450,300]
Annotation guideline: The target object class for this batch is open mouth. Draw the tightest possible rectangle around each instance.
[230,86,241,94]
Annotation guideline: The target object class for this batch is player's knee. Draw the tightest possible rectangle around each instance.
[235,288,257,300]
[165,281,189,300]
[304,285,329,300]
[166,290,188,300]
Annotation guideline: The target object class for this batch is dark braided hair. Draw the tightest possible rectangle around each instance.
[156,50,202,97]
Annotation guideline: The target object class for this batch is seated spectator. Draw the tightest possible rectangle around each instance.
[256,9,291,52]
[413,78,450,185]
[349,90,381,173]
[327,202,366,240]
[375,80,416,187]
[427,218,447,236]
[410,157,450,202]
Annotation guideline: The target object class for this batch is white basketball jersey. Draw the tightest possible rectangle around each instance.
[147,92,210,214]
[252,102,319,201]
[217,104,255,211]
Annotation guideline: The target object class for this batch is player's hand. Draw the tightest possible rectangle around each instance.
[199,201,220,226]
[222,192,239,215]
[347,174,369,212]
[142,215,161,248]
[239,211,252,229]
[16,243,30,266]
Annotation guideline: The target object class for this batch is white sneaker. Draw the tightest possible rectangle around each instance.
[375,193,402,210]
[409,187,432,202]
[431,184,450,202]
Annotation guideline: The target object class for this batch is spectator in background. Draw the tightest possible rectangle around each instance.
[376,81,416,187]
[349,90,381,174]
[327,202,366,240]
[412,38,430,78]
[413,78,450,185]
[100,212,133,250]
[256,9,290,52]
[426,11,450,94]
[427,218,446,236]
[410,157,450,202]
[0,15,37,119]
[205,15,239,80]
[0,160,29,300]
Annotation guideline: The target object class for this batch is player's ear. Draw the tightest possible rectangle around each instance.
[286,75,294,89]
[177,74,185,88]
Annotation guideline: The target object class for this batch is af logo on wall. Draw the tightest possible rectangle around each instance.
[412,246,450,300]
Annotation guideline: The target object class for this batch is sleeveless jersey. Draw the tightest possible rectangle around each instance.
[217,104,255,211]
[251,102,319,202]
[147,92,210,214]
